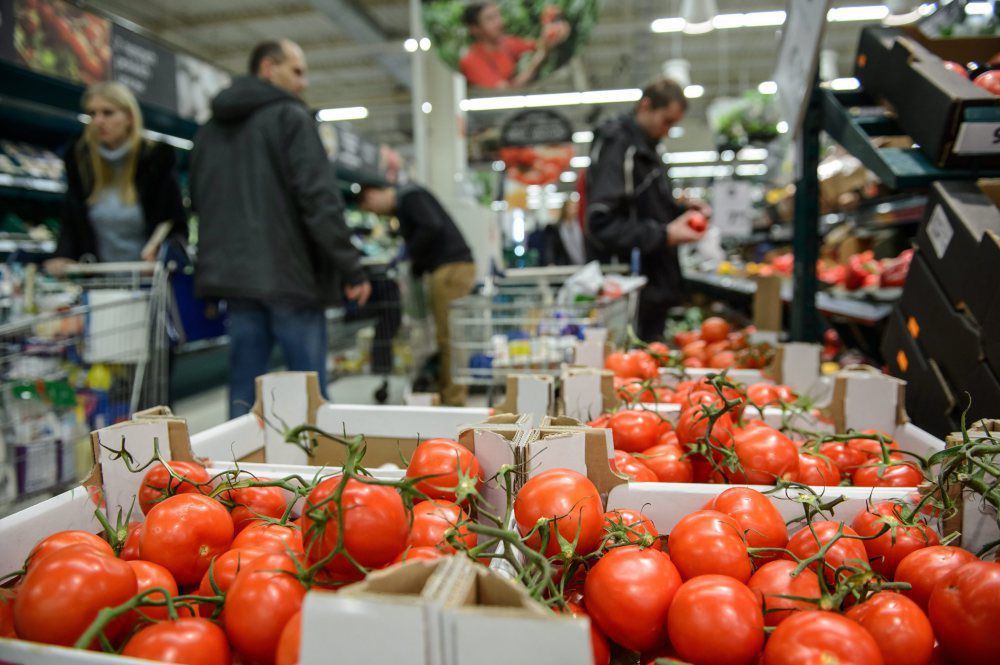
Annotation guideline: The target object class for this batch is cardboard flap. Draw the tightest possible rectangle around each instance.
[532,427,623,496]
[771,343,823,393]
[830,367,907,433]
[254,372,325,466]
[572,328,608,368]
[753,275,783,332]
[496,375,555,426]
[459,427,520,515]
[561,367,615,421]
[132,406,175,420]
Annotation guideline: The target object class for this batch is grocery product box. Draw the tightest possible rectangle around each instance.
[854,25,1000,169]
[962,228,1000,378]
[559,366,616,421]
[957,362,1000,426]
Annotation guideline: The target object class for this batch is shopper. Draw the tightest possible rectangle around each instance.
[191,39,370,418]
[459,2,569,89]
[541,199,586,266]
[45,82,187,275]
[357,182,475,406]
[585,77,709,342]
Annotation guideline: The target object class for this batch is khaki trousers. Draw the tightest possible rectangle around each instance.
[429,262,476,405]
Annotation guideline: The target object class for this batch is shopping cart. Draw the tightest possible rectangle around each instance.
[449,266,644,392]
[0,261,171,515]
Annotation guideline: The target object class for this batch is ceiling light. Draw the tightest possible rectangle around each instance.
[664,150,719,164]
[737,147,769,161]
[421,102,433,114]
[828,77,861,90]
[742,10,787,26]
[966,2,992,15]
[419,38,432,51]
[712,13,745,29]
[683,84,705,99]
[668,165,734,179]
[570,156,591,168]
[827,5,890,22]
[758,81,778,95]
[651,5,894,35]
[572,131,594,143]
[460,88,641,112]
[736,164,768,177]
[143,129,193,150]
[668,126,685,138]
[777,121,789,134]
[560,171,578,183]
[317,106,369,121]
[651,17,686,33]
[681,0,718,34]
[403,38,418,52]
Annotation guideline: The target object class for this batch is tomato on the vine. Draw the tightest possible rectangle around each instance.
[846,592,934,665]
[796,452,842,486]
[850,501,939,578]
[785,521,869,584]
[119,522,143,561]
[701,317,731,343]
[609,410,661,453]
[667,574,764,665]
[231,521,304,557]
[852,459,924,488]
[675,406,735,451]
[222,483,288,532]
[819,440,868,474]
[706,487,789,555]
[928,560,1000,665]
[195,548,265,619]
[140,494,235,587]
[393,546,446,564]
[26,530,114,569]
[748,560,820,626]
[894,545,977,611]
[637,443,693,482]
[612,449,657,482]
[126,559,184,624]
[514,469,603,557]
[0,588,15,639]
[763,611,883,665]
[602,508,659,550]
[138,460,210,515]
[122,617,231,665]
[731,425,800,484]
[674,330,700,348]
[405,438,482,503]
[275,611,302,665]
[667,510,752,582]
[407,500,475,553]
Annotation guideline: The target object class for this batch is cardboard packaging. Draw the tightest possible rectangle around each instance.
[943,420,1000,555]
[962,228,1000,378]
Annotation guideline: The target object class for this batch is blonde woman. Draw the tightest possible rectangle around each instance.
[45,82,186,274]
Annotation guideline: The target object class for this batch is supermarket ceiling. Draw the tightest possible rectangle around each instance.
[82,0,901,146]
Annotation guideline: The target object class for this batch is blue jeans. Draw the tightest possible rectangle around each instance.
[226,299,327,418]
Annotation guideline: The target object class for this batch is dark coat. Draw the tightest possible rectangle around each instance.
[395,184,472,277]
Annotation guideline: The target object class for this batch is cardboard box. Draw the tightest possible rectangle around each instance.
[955,362,1000,426]
[962,229,1000,378]
[943,420,1000,554]
[495,374,555,428]
[915,180,1000,309]
[559,367,616,422]
[899,250,984,388]
[854,25,1000,169]
[882,307,958,438]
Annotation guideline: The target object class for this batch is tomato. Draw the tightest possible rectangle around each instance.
[687,211,708,233]
[302,476,408,574]
[231,521,304,557]
[27,530,114,569]
[681,340,708,361]
[584,545,682,652]
[14,544,138,647]
[612,449,658,482]
[682,357,704,368]
[667,574,764,665]
[638,443,693,482]
[674,330,701,348]
[846,592,933,665]
[0,588,15,638]
[675,407,735,451]
[275,611,301,665]
[224,553,306,665]
[728,331,749,351]
[706,487,789,555]
[407,500,476,553]
[701,317,731,343]
[602,508,660,550]
[852,460,924,488]
[195,548,265,619]
[139,460,211,515]
[731,425,800,484]
[704,340,730,358]
[846,430,898,461]
[894,546,977,611]
[943,60,969,78]
[668,510,752,582]
[223,483,288,533]
[127,559,182,623]
[647,341,671,364]
[140,494,235,587]
[616,377,657,403]
[820,440,869,474]
[973,69,1000,95]
[850,501,940,578]
[625,350,660,380]
[785,521,869,584]
[392,546,446,564]
[587,414,611,429]
[605,351,630,377]
[748,560,820,626]
[709,350,737,369]
[120,522,143,560]
[796,452,842,486]
[746,383,779,408]
[405,438,482,503]
[763,611,883,665]
[928,560,1000,665]
[609,409,661,453]
[514,469,603,557]
[122,617,231,665]
[560,602,611,665]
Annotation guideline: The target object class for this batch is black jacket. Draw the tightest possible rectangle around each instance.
[190,77,364,306]
[585,113,685,305]
[57,138,187,260]
[396,184,472,277]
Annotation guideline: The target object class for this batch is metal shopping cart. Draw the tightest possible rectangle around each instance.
[0,261,171,515]
[449,266,644,395]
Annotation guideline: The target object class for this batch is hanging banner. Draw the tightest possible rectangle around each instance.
[11,0,111,85]
[501,108,573,145]
[498,107,574,186]
[422,0,599,90]
[111,25,177,113]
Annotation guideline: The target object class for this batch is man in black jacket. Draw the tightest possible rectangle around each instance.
[358,182,475,405]
[586,77,708,342]
[191,40,370,417]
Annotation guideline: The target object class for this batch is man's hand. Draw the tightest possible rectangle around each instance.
[686,199,713,218]
[666,211,708,246]
[43,258,76,277]
[345,281,372,307]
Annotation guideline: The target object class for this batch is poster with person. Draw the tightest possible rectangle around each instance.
[422,0,599,90]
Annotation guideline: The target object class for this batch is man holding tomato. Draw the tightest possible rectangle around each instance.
[586,77,710,342]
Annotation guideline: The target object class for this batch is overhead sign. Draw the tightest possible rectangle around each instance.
[500,109,573,146]
[773,0,833,139]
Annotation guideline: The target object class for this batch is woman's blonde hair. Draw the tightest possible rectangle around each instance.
[81,82,144,205]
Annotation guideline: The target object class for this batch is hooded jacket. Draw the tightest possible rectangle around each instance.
[395,184,473,277]
[585,113,685,306]
[190,76,364,306]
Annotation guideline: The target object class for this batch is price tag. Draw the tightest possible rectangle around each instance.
[951,122,1000,155]
[926,205,954,259]
[711,180,754,237]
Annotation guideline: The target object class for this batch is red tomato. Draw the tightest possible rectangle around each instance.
[605,351,630,377]
[647,341,671,364]
[119,522,143,561]
[612,450,658,482]
[852,460,924,487]
[705,340,730,358]
[731,425,800,484]
[302,476,409,574]
[728,331,749,351]
[820,440,869,474]
[894,546,977,611]
[785,521,869,584]
[584,545,682,652]
[748,560,821,626]
[846,430,898,461]
[602,508,660,550]
[668,510,752,582]
[796,452,842,486]
[26,530,114,569]
[407,500,476,553]
[14,544,138,647]
[231,521,304,557]
[122,617,231,665]
[224,483,288,533]
[405,438,482,502]
[928,560,1000,665]
[624,350,659,380]
[224,553,306,665]
[195,548,265,619]
[681,340,708,361]
[706,487,789,555]
[851,501,940,578]
[847,592,934,665]
[682,357,705,368]
[674,330,701,348]
[0,588,16,638]
[514,469,603,557]
[616,377,657,403]
[763,611,883,665]
[701,317,731,343]
[562,602,611,665]
[139,461,211,515]
[638,443,693,482]
[127,559,182,624]
[609,409,661,453]
[275,611,301,665]
[687,211,708,233]
[667,574,764,665]
[392,546,446,564]
[746,383,779,408]
[943,60,969,78]
[587,414,611,429]
[140,494,235,587]
[974,69,1000,95]
[709,350,737,369]
[675,407,735,451]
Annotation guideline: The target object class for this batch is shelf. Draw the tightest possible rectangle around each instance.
[0,173,66,202]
